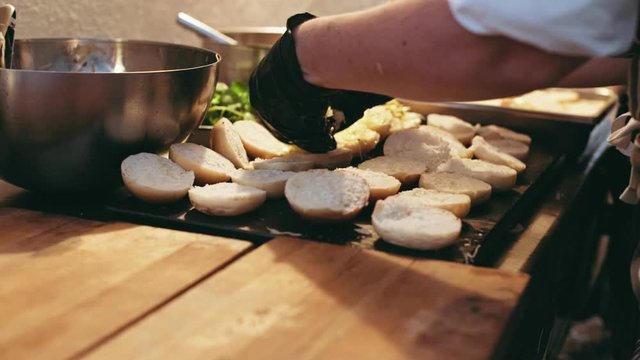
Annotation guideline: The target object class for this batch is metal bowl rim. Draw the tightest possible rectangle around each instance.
[203,27,284,50]
[7,37,221,75]
[215,26,286,35]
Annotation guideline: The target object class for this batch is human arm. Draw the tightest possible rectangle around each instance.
[555,57,630,88]
[295,0,588,102]
[250,0,633,151]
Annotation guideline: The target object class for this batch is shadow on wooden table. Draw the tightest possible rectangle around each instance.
[0,181,146,254]
[0,180,118,220]
[85,237,529,360]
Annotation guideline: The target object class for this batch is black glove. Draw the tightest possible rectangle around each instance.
[249,13,391,153]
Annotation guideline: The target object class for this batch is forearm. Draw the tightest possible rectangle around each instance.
[295,0,587,101]
[555,57,629,88]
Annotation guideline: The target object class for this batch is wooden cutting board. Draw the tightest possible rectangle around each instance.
[87,237,529,360]
[0,208,252,360]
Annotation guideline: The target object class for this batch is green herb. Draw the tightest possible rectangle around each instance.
[203,81,256,125]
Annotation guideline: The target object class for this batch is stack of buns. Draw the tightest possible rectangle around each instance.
[121,103,532,251]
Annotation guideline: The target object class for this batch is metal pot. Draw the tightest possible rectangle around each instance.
[200,27,283,84]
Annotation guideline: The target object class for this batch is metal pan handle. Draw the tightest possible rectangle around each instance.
[177,12,238,46]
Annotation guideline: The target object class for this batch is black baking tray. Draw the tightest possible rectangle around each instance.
[105,138,562,266]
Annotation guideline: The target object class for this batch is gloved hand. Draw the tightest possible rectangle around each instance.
[249,13,391,153]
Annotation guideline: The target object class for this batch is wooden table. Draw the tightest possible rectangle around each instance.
[0,181,530,360]
[0,118,621,360]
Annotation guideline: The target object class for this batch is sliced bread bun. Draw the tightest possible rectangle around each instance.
[251,157,315,172]
[231,169,295,198]
[233,120,292,159]
[383,141,451,172]
[419,125,474,158]
[121,153,195,204]
[419,172,491,206]
[189,183,267,216]
[357,156,427,185]
[336,167,402,201]
[438,158,517,191]
[287,148,353,169]
[385,127,471,159]
[384,128,424,153]
[476,124,532,145]
[335,126,381,158]
[372,195,461,250]
[426,113,476,145]
[209,118,250,169]
[169,143,235,184]
[393,188,471,218]
[284,169,369,222]
[471,136,527,173]
[485,138,530,160]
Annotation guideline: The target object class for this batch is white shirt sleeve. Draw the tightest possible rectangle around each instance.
[448,0,638,57]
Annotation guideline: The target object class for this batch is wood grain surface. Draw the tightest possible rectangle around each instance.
[87,237,529,360]
[0,208,252,360]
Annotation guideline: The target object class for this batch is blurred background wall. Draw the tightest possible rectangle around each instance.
[9,0,387,47]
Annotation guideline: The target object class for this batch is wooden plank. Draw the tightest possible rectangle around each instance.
[0,209,252,360]
[87,237,529,360]
[0,207,80,249]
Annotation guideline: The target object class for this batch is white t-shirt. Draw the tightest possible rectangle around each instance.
[448,0,638,57]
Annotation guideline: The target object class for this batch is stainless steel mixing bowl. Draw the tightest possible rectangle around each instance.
[0,38,220,193]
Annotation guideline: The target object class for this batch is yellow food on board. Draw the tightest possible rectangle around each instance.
[335,125,381,158]
[349,105,394,139]
[385,99,424,133]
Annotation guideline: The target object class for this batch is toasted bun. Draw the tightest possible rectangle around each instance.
[485,138,530,160]
[336,167,402,201]
[372,195,461,250]
[358,156,427,185]
[169,143,235,184]
[335,126,381,158]
[231,169,294,198]
[233,120,292,159]
[251,157,315,172]
[121,153,194,204]
[384,100,423,133]
[287,148,353,169]
[419,172,491,206]
[209,118,250,169]
[426,114,476,145]
[393,188,471,218]
[391,111,423,133]
[471,136,527,173]
[189,183,267,216]
[476,124,532,145]
[438,158,517,191]
[284,169,369,222]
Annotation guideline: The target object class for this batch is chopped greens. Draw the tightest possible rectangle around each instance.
[203,81,255,125]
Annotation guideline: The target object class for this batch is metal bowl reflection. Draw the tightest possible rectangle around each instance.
[0,38,220,193]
